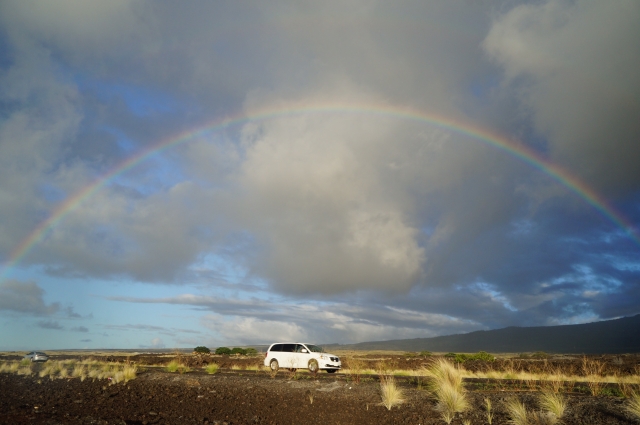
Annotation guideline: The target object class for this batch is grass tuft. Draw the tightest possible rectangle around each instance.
[205,363,219,374]
[625,392,640,420]
[504,397,528,425]
[485,397,494,425]
[380,376,404,410]
[539,390,566,419]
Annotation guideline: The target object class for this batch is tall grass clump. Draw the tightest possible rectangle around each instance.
[121,364,138,382]
[539,390,566,419]
[485,397,494,424]
[205,363,219,374]
[625,392,640,421]
[380,376,404,410]
[504,398,528,425]
[166,360,181,373]
[423,358,468,422]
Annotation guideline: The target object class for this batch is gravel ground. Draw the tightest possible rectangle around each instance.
[1,368,639,425]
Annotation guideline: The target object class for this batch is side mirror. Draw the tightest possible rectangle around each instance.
[301,348,308,353]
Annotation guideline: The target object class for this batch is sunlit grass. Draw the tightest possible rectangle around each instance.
[504,398,528,425]
[539,390,566,419]
[625,392,640,420]
[205,363,219,374]
[380,376,404,410]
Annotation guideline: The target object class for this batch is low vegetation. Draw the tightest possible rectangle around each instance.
[205,362,219,374]
[379,376,404,410]
[423,358,469,423]
[0,359,138,384]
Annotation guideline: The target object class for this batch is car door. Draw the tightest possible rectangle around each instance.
[280,343,296,368]
[292,344,307,368]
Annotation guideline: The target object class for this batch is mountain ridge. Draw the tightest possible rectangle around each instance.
[325,314,640,354]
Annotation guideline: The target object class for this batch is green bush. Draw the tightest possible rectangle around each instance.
[419,350,432,357]
[245,347,258,356]
[448,351,495,363]
[531,351,549,359]
[471,351,495,362]
[230,347,246,355]
[194,346,210,354]
[215,347,231,355]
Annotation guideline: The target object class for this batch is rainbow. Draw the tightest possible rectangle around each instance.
[1,101,638,282]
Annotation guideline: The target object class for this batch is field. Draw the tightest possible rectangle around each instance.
[1,350,640,424]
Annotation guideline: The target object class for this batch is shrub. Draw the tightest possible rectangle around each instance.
[215,347,231,355]
[245,347,258,356]
[230,347,246,355]
[532,351,549,359]
[194,346,210,354]
[419,350,433,357]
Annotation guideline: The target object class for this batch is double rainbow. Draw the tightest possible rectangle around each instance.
[1,102,638,282]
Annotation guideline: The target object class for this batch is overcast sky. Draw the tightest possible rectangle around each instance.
[0,0,638,351]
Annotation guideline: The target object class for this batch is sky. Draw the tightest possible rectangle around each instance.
[0,0,639,351]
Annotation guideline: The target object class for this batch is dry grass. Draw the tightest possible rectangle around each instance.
[485,397,494,425]
[379,376,404,410]
[539,390,566,419]
[529,411,558,425]
[343,356,367,384]
[423,358,468,422]
[625,392,640,421]
[504,398,528,425]
[205,363,219,374]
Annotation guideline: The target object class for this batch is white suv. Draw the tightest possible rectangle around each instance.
[263,343,341,373]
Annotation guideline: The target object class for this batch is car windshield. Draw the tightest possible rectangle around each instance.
[306,344,324,353]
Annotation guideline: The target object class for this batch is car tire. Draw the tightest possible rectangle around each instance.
[269,359,279,372]
[326,369,337,373]
[308,359,319,373]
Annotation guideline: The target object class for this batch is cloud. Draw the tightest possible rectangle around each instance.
[483,0,640,193]
[0,280,60,315]
[107,293,482,344]
[80,339,92,343]
[71,326,89,333]
[37,320,63,330]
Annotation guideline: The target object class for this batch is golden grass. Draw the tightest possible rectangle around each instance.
[424,358,469,422]
[435,382,469,416]
[539,390,566,419]
[625,392,640,420]
[379,376,404,410]
[205,363,219,374]
[485,397,494,425]
[504,398,528,425]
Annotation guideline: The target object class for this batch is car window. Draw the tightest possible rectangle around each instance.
[282,344,295,352]
[306,345,324,353]
[270,344,283,352]
[294,344,305,352]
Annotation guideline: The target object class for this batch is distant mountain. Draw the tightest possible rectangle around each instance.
[326,314,640,354]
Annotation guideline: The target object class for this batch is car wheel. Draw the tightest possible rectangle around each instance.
[308,359,319,373]
[269,359,279,372]
[326,369,337,373]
